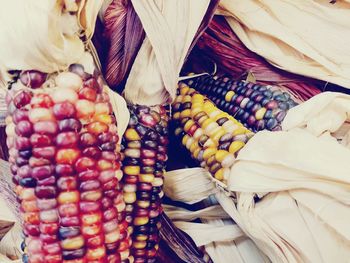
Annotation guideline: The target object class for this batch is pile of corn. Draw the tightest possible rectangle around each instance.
[172,83,254,183]
[187,75,298,132]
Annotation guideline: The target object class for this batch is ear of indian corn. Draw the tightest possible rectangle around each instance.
[186,74,298,132]
[5,65,130,263]
[172,83,254,183]
[122,104,169,263]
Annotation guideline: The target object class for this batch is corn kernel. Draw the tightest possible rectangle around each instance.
[61,236,84,250]
[215,150,230,163]
[214,168,224,181]
[184,120,195,132]
[125,128,140,141]
[225,91,235,102]
[124,166,140,176]
[180,86,190,95]
[255,107,267,120]
[134,216,149,226]
[232,127,247,136]
[229,141,245,154]
[139,174,155,183]
[203,148,216,161]
[180,109,191,118]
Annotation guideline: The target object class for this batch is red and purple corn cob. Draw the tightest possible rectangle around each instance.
[5,65,130,263]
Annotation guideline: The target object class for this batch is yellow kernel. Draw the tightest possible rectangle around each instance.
[61,236,84,250]
[180,86,190,95]
[184,120,195,132]
[215,150,230,162]
[133,241,147,249]
[185,137,194,150]
[191,101,203,107]
[214,168,224,181]
[182,134,190,146]
[124,166,140,176]
[139,174,154,183]
[190,107,203,117]
[255,107,267,120]
[189,141,199,153]
[193,148,201,159]
[192,94,204,101]
[206,155,216,167]
[135,234,148,241]
[125,128,140,141]
[137,200,150,209]
[174,95,183,103]
[134,216,149,226]
[93,114,112,124]
[203,103,215,113]
[229,141,245,154]
[123,192,136,204]
[173,112,181,120]
[203,148,216,161]
[225,91,235,102]
[57,191,79,204]
[214,113,228,121]
[232,127,248,136]
[180,109,191,118]
[183,95,192,103]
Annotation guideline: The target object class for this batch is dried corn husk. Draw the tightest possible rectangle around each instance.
[226,92,350,262]
[124,0,211,105]
[0,223,22,261]
[97,0,219,95]
[164,168,218,204]
[191,16,321,101]
[0,160,20,260]
[0,89,6,126]
[0,0,101,79]
[217,0,350,89]
[159,213,209,263]
[0,253,21,263]
[163,168,268,263]
[103,0,145,92]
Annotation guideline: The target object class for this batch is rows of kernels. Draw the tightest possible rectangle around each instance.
[122,104,169,263]
[5,65,129,263]
[172,84,253,183]
[5,87,47,263]
[188,75,298,132]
